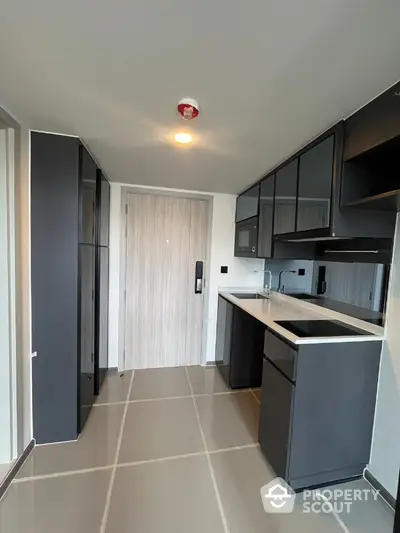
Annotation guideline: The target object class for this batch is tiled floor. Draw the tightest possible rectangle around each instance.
[0,366,394,533]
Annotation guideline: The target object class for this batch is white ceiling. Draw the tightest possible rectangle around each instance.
[1,0,400,193]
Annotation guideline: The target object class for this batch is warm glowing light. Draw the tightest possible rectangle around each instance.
[174,132,193,144]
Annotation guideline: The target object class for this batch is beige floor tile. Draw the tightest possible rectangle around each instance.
[0,470,111,533]
[106,456,224,533]
[186,365,230,394]
[195,392,259,450]
[130,367,191,400]
[324,478,394,533]
[17,404,124,478]
[118,397,205,463]
[210,447,343,533]
[96,370,133,404]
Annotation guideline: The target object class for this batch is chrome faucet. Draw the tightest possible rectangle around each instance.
[254,269,272,295]
[277,270,296,293]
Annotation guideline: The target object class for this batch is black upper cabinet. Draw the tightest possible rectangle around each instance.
[258,175,275,257]
[297,135,334,232]
[98,171,110,246]
[236,184,259,222]
[344,80,400,161]
[274,159,298,235]
[80,145,97,245]
[341,81,400,212]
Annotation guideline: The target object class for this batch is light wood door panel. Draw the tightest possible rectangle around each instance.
[125,194,207,369]
[185,199,208,366]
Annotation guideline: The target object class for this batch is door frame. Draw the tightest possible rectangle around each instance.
[118,186,213,370]
[0,110,20,463]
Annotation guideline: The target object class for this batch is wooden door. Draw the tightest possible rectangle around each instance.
[125,193,208,369]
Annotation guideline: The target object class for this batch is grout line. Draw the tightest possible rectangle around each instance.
[314,491,351,533]
[116,451,207,469]
[14,445,261,484]
[93,401,127,407]
[249,389,260,405]
[208,443,259,455]
[185,367,230,533]
[13,465,114,483]
[93,390,251,407]
[99,369,136,533]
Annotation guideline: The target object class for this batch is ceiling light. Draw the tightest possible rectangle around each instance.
[174,132,193,144]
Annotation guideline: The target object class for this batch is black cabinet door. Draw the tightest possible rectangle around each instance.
[229,306,264,388]
[297,135,334,232]
[31,132,80,443]
[98,172,110,246]
[79,244,96,430]
[216,297,234,387]
[95,246,109,394]
[258,175,275,258]
[274,160,298,235]
[258,357,294,479]
[236,184,259,222]
[80,146,97,245]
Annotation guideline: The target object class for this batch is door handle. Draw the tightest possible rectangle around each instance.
[195,261,203,294]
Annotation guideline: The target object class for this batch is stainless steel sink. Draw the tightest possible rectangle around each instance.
[229,292,269,299]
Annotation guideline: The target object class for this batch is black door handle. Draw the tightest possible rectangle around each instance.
[195,261,203,294]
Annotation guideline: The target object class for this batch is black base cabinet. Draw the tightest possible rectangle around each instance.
[31,132,110,443]
[259,330,381,491]
[216,296,264,389]
[259,358,293,479]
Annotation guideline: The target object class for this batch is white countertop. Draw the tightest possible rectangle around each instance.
[218,288,385,345]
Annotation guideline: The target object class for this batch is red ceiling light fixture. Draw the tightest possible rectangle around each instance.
[177,98,200,120]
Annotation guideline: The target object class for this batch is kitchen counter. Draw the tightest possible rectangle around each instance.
[218,288,384,345]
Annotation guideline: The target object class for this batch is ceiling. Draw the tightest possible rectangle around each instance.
[1,0,400,193]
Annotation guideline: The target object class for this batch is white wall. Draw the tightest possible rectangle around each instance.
[108,184,264,368]
[205,194,264,363]
[369,214,400,497]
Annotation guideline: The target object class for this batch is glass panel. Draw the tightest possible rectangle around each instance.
[99,175,110,246]
[80,147,97,244]
[79,244,95,429]
[274,160,297,235]
[236,185,259,222]
[297,135,334,232]
[98,247,109,389]
[238,229,250,248]
[258,175,275,257]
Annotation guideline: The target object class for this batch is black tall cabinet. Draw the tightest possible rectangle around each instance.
[95,171,110,395]
[31,132,110,443]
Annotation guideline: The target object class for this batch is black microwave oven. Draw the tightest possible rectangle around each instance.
[234,217,258,257]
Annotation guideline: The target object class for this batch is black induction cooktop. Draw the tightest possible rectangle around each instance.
[274,319,374,338]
